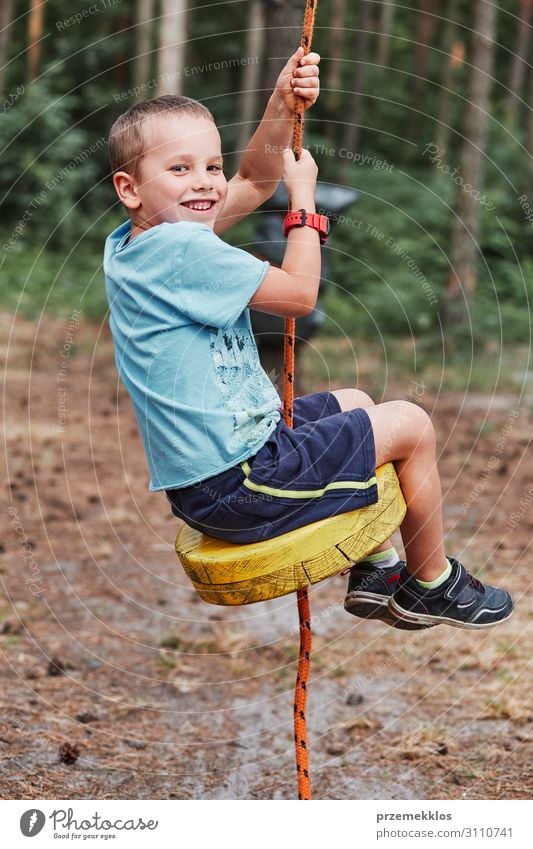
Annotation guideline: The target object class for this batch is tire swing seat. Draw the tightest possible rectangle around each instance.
[175,462,406,606]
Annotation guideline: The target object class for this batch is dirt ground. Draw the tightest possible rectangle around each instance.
[1,310,532,800]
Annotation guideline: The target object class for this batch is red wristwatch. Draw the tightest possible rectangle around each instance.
[283,209,330,245]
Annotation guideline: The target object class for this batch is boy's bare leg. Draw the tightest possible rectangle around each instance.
[332,390,446,582]
[333,389,513,629]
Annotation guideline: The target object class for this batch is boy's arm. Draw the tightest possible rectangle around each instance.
[215,47,320,235]
[249,148,321,319]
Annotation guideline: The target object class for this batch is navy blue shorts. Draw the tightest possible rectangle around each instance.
[166,391,378,543]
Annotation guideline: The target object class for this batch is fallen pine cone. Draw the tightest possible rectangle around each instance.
[47,657,65,676]
[58,743,80,765]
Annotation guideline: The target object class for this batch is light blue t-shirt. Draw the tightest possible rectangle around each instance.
[103,220,281,490]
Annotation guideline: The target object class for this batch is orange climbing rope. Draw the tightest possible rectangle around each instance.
[285,0,318,803]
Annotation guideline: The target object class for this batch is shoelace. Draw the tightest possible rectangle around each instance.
[465,572,484,593]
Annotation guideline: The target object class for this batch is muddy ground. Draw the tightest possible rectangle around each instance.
[1,311,532,800]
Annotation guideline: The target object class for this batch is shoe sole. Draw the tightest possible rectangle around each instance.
[389,598,514,629]
[344,591,390,619]
[344,592,435,630]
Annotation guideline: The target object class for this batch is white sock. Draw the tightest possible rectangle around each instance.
[360,547,400,570]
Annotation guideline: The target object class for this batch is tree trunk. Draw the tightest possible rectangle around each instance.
[435,0,462,151]
[158,0,188,95]
[408,0,439,138]
[134,0,156,101]
[506,0,532,123]
[376,0,395,67]
[324,0,346,141]
[0,0,14,97]
[236,0,265,158]
[342,0,372,153]
[27,0,44,81]
[263,0,307,97]
[526,63,533,199]
[444,0,497,329]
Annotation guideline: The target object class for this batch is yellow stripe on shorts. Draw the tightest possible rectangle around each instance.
[240,461,377,500]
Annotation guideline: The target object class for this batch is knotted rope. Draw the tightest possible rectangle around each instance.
[284,0,318,802]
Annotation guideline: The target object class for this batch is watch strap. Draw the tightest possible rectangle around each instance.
[283,209,330,244]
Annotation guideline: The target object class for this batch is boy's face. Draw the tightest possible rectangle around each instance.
[117,113,228,231]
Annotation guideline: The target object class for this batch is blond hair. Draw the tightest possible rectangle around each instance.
[108,95,215,180]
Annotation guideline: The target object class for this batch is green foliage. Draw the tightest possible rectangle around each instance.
[1,72,104,242]
[0,67,119,318]
[0,0,531,348]
[320,112,533,345]
[321,165,450,338]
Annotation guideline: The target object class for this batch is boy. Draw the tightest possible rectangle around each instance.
[104,49,513,630]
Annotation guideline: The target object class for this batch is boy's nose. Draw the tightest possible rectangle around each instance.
[192,169,213,190]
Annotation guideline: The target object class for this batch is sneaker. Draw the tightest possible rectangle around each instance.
[344,561,435,630]
[389,557,514,629]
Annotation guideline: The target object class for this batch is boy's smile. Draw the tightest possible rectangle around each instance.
[118,113,228,237]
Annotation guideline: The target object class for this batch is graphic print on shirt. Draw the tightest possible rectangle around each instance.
[209,327,280,450]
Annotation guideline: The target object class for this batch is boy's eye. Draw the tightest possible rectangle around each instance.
[170,164,222,173]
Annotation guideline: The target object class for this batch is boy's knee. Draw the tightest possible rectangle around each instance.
[403,401,435,452]
[333,388,375,411]
[387,400,435,453]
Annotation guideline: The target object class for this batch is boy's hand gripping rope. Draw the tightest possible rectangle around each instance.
[284,0,318,802]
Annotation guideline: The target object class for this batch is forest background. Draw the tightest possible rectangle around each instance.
[1,0,532,354]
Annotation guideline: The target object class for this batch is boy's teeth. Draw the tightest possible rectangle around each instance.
[184,201,213,210]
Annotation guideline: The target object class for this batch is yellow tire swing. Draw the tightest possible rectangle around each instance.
[175,0,407,799]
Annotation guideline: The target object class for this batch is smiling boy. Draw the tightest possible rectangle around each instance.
[119,109,227,231]
[103,50,513,630]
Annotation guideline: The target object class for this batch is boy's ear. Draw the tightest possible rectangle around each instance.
[112,171,141,210]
